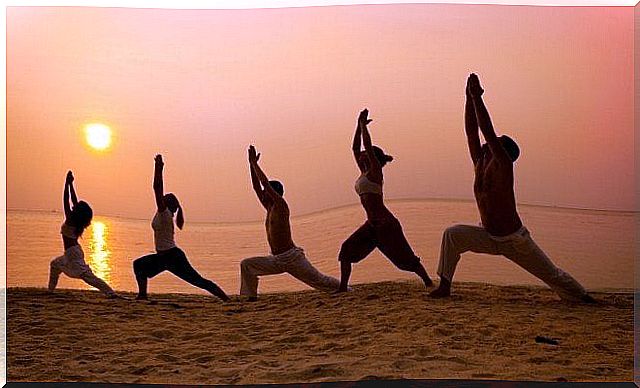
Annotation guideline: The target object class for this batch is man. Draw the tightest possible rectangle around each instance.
[429,73,595,303]
[240,145,341,301]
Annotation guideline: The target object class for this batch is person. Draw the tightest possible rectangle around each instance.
[337,109,433,292]
[429,73,595,303]
[240,145,341,301]
[48,171,120,298]
[132,155,230,302]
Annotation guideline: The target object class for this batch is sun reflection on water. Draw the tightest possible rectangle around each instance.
[87,220,112,283]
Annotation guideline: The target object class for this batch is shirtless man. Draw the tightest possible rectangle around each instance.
[239,145,341,301]
[429,73,595,303]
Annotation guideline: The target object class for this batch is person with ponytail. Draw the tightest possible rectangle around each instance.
[48,171,120,298]
[132,154,230,301]
[337,109,434,292]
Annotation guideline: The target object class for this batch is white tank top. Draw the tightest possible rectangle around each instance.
[152,209,176,251]
[60,222,79,239]
[355,174,383,196]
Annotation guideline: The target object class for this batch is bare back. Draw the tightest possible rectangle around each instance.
[265,197,295,255]
[474,153,522,236]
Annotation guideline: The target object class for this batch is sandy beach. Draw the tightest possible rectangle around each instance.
[7,281,634,384]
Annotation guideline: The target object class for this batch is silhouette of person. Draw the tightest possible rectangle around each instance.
[429,73,595,303]
[48,171,120,298]
[239,145,341,301]
[337,109,433,292]
[132,155,229,302]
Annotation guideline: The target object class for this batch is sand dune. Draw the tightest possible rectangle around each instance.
[7,281,634,384]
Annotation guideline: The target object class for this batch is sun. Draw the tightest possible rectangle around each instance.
[85,123,112,151]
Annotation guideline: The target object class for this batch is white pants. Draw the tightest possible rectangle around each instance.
[437,224,588,301]
[240,247,340,297]
[48,245,115,297]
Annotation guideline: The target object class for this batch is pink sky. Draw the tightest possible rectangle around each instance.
[7,4,634,222]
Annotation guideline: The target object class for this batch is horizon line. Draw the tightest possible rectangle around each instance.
[7,197,638,225]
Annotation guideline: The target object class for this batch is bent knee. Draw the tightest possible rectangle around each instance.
[338,240,358,261]
[444,224,468,236]
[133,259,147,276]
[443,224,476,243]
[240,258,253,272]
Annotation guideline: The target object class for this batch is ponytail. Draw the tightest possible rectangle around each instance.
[372,145,393,167]
[176,204,184,230]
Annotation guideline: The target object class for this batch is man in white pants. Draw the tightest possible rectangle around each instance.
[240,145,341,301]
[429,74,595,303]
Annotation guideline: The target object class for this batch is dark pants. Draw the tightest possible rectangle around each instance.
[133,247,227,300]
[338,216,421,272]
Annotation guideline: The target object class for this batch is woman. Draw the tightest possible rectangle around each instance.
[132,154,230,302]
[48,171,120,298]
[337,109,433,292]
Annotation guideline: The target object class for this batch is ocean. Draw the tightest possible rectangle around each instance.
[6,199,636,295]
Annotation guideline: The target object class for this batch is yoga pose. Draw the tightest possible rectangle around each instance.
[133,155,229,301]
[429,73,594,303]
[240,145,341,301]
[337,109,433,292]
[48,171,119,298]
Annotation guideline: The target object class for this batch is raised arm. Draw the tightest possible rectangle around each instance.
[468,74,510,163]
[464,77,482,164]
[248,148,269,208]
[352,119,362,164]
[359,109,382,179]
[153,154,166,212]
[63,172,73,218]
[248,145,280,201]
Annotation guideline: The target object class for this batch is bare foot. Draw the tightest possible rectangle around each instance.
[135,295,148,301]
[247,296,258,302]
[428,286,451,298]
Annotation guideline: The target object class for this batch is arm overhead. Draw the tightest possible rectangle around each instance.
[248,145,280,201]
[63,171,73,218]
[464,76,482,164]
[248,147,269,208]
[153,154,167,212]
[468,73,510,163]
[352,118,362,165]
[359,109,382,180]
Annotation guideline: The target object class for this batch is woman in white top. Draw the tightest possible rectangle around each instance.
[337,109,434,292]
[48,171,120,298]
[132,155,230,302]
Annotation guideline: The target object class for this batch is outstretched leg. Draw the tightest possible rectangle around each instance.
[169,250,230,302]
[500,229,593,303]
[240,255,283,300]
[429,224,499,298]
[374,217,433,289]
[80,271,117,297]
[413,264,434,288]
